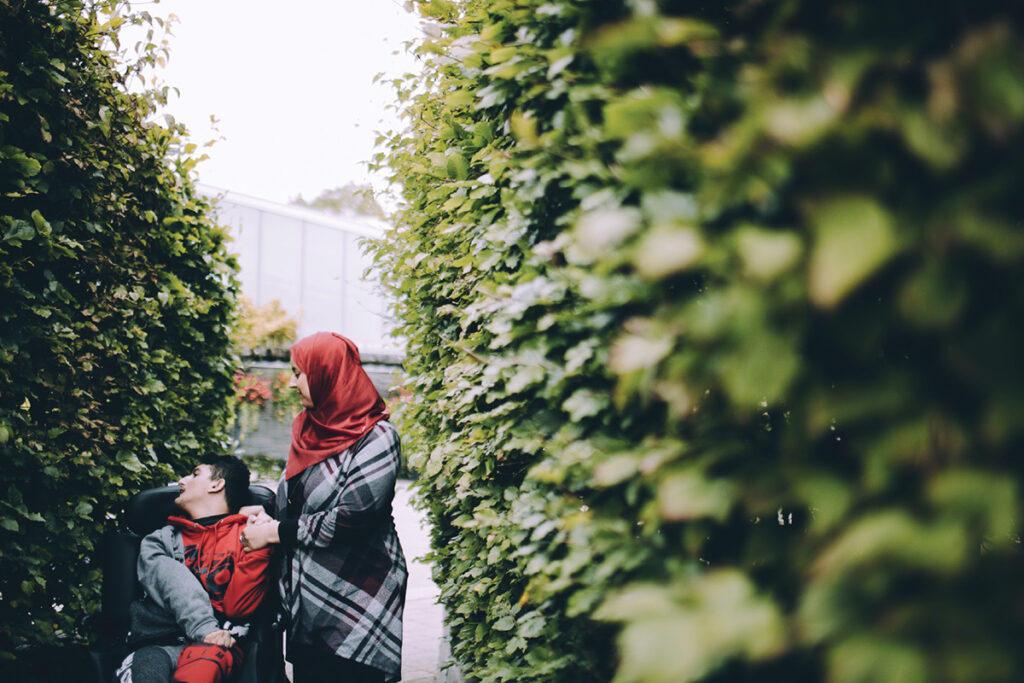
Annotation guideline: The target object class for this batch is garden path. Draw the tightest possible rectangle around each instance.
[394,478,444,682]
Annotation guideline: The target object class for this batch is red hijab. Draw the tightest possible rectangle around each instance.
[286,332,389,479]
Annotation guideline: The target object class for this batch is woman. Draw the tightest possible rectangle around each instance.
[240,332,407,683]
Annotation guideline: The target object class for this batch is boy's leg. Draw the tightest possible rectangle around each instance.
[115,646,175,683]
[173,642,243,683]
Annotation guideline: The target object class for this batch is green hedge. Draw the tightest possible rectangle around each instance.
[0,0,238,658]
[376,1,1024,681]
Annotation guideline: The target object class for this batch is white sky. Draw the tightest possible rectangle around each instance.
[129,0,422,205]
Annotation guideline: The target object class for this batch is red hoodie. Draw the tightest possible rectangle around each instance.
[167,514,272,621]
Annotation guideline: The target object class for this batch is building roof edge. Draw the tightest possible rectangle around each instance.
[199,184,389,237]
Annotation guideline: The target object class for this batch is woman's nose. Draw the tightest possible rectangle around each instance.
[289,376,298,388]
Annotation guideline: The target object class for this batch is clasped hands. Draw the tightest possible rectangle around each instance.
[237,505,279,552]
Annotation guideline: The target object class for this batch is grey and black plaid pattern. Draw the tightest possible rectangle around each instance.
[276,421,407,682]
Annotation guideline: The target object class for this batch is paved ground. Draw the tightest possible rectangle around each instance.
[393,479,444,683]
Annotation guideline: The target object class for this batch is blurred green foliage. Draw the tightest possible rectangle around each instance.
[375,0,1024,680]
[0,0,238,659]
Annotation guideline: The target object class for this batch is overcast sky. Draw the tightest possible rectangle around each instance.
[132,0,422,205]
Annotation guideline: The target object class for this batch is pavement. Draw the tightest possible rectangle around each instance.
[393,479,444,683]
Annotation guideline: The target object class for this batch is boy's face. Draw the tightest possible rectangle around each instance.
[175,464,220,510]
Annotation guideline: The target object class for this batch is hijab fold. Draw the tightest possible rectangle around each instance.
[286,332,389,479]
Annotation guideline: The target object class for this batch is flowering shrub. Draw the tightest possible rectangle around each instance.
[232,297,298,358]
[232,372,270,440]
[234,372,272,406]
[388,385,414,409]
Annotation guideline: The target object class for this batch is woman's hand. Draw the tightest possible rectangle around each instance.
[240,518,280,552]
[237,504,265,518]
[246,509,274,526]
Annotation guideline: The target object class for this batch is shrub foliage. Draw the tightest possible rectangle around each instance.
[0,0,237,657]
[376,0,1024,681]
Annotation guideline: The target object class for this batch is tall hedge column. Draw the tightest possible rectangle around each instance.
[377,1,1024,681]
[0,0,238,658]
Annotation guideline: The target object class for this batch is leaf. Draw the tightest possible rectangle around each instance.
[828,637,928,683]
[445,90,474,108]
[446,154,469,180]
[517,611,547,638]
[30,210,52,236]
[928,470,1018,546]
[805,196,899,308]
[506,366,545,393]
[811,510,967,578]
[562,389,608,421]
[592,454,640,487]
[490,46,518,64]
[641,191,699,223]
[493,615,516,631]
[734,226,802,282]
[8,153,42,177]
[5,220,35,244]
[632,225,704,280]
[657,471,734,522]
[899,109,965,169]
[597,573,784,683]
[897,260,967,329]
[548,54,573,79]
[608,333,672,374]
[718,331,800,407]
[120,454,144,474]
[568,207,643,263]
[763,95,840,146]
[794,475,853,535]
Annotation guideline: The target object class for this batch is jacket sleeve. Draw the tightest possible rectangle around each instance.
[293,422,401,549]
[222,541,273,620]
[137,528,219,641]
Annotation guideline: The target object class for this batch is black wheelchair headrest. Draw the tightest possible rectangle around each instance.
[125,484,275,537]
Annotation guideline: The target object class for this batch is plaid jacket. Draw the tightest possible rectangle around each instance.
[274,420,407,681]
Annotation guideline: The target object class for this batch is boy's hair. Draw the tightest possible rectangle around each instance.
[200,453,251,513]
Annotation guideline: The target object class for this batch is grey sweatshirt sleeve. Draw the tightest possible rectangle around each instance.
[137,527,219,641]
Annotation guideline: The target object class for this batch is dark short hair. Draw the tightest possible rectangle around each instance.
[200,453,251,513]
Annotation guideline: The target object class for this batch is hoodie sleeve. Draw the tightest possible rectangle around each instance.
[137,527,220,641]
[222,534,273,620]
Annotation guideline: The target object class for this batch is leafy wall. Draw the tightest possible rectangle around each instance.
[376,0,1024,681]
[0,0,238,657]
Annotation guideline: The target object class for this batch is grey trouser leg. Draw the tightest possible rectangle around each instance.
[114,645,175,683]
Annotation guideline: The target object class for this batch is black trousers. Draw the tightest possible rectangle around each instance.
[288,643,385,683]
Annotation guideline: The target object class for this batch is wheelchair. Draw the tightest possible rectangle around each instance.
[86,484,286,683]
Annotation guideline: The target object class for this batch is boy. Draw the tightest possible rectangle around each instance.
[115,454,273,683]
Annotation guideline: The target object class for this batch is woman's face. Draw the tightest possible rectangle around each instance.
[289,356,314,408]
